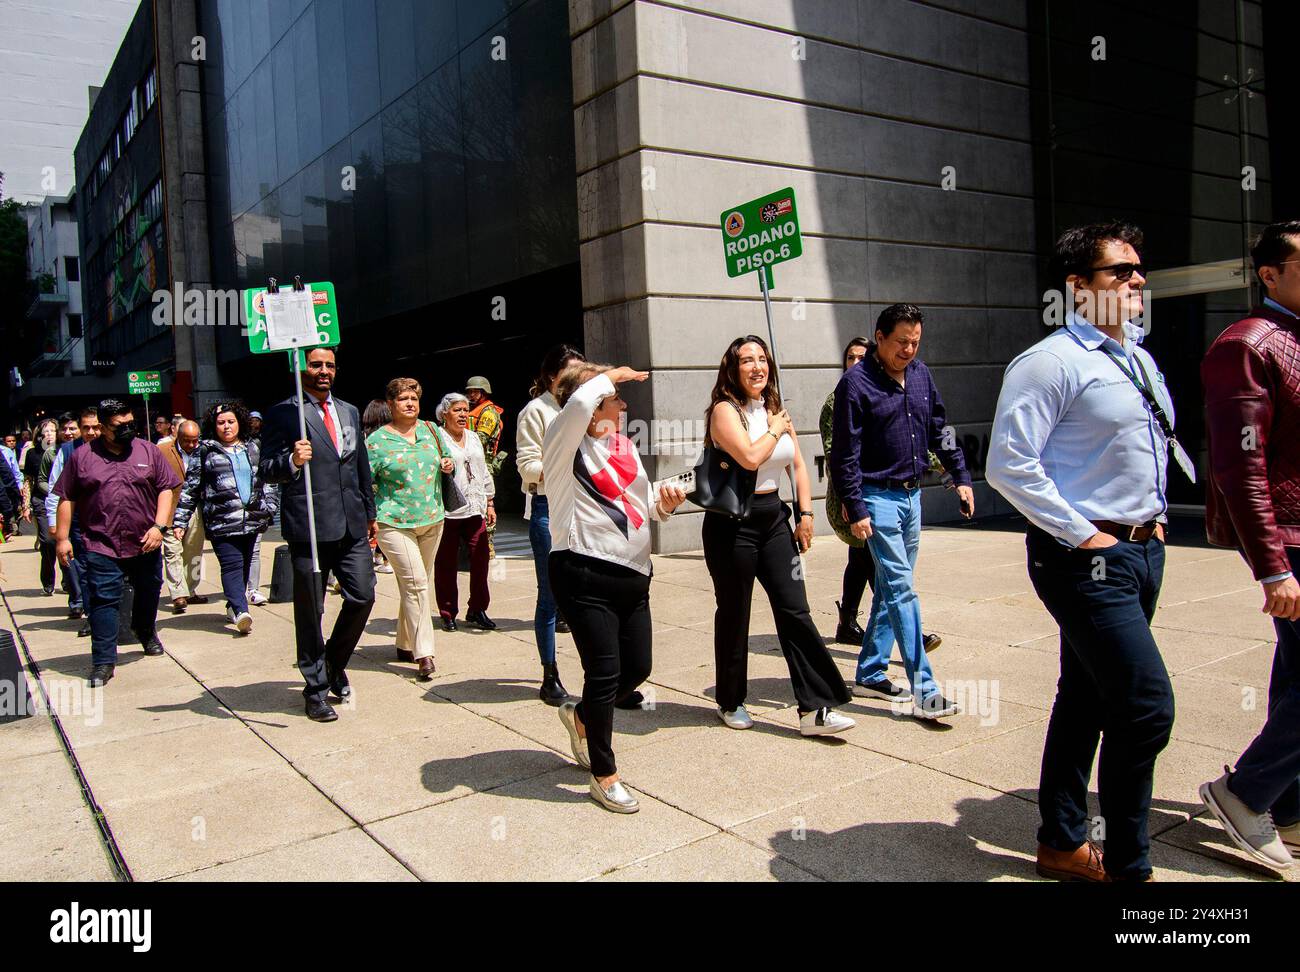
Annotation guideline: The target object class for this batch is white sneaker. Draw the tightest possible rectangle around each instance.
[247,590,267,606]
[234,611,253,634]
[1200,767,1293,869]
[717,705,754,730]
[799,707,856,736]
[226,605,237,624]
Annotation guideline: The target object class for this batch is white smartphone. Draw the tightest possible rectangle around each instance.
[652,469,695,495]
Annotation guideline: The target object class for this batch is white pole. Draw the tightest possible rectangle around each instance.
[292,351,322,611]
[758,268,806,566]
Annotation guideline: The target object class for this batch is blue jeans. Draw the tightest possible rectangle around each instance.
[529,495,557,666]
[1229,546,1300,826]
[211,532,256,616]
[66,520,86,611]
[855,485,938,701]
[1027,526,1173,881]
[83,548,163,667]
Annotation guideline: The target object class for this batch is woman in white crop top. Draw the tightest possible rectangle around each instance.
[703,334,855,738]
[542,362,688,814]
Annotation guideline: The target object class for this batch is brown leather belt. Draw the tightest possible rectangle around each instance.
[1090,519,1162,542]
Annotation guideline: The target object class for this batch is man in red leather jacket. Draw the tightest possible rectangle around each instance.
[1200,219,1300,870]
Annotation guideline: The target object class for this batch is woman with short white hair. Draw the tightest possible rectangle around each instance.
[433,392,496,631]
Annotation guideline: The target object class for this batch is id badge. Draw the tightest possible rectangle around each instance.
[1170,438,1197,484]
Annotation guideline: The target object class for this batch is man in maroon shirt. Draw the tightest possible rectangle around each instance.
[54,399,182,687]
[1200,219,1300,870]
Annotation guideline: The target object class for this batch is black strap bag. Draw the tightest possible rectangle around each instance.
[689,400,756,519]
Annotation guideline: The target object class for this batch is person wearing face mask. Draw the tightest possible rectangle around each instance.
[160,420,210,612]
[544,362,688,813]
[173,401,278,635]
[434,392,496,631]
[53,399,182,687]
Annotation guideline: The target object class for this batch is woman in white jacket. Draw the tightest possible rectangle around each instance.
[516,344,585,704]
[545,363,687,813]
[433,393,496,631]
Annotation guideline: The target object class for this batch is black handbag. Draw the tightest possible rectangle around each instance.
[689,400,756,519]
[427,422,468,512]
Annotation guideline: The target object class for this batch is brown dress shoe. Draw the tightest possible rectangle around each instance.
[172,597,188,614]
[1036,841,1106,882]
[417,657,435,680]
[397,647,415,663]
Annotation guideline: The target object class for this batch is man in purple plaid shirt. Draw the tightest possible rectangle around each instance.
[829,303,974,719]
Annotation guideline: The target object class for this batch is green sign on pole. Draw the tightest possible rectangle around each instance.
[128,371,161,394]
[720,187,802,279]
[243,281,341,367]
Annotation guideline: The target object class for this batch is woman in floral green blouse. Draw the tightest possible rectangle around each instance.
[367,377,455,680]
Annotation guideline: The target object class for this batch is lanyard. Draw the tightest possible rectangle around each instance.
[1100,347,1177,443]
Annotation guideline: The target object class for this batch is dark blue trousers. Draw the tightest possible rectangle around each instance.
[1026,527,1175,881]
[1229,546,1300,826]
[83,548,163,667]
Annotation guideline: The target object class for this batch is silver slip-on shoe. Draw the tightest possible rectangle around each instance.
[557,701,591,769]
[1199,766,1293,869]
[590,776,640,813]
[717,705,754,730]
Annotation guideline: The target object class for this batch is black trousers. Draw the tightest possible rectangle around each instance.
[548,549,652,778]
[1026,526,1174,881]
[290,532,375,704]
[840,542,875,615]
[703,492,850,714]
[35,514,57,591]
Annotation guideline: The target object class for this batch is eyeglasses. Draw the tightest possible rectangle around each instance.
[1087,262,1146,283]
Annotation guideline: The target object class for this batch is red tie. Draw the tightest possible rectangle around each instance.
[319,400,339,450]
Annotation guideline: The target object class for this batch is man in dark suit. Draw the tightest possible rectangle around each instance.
[260,348,377,722]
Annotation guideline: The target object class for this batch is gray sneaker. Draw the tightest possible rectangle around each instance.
[1278,821,1300,859]
[1199,766,1293,869]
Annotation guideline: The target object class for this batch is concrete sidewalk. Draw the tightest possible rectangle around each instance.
[0,521,1291,882]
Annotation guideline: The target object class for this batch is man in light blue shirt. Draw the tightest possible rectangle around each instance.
[987,221,1177,883]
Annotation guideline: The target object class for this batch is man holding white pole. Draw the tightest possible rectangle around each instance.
[261,347,377,722]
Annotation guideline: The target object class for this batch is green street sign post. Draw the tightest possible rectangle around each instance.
[720,187,802,282]
[128,371,162,437]
[241,276,343,600]
[720,188,804,524]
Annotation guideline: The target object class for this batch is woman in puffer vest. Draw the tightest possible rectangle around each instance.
[174,400,278,635]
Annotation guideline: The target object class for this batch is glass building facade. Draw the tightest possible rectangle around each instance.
[197,0,581,442]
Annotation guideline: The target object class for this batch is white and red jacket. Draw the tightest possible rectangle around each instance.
[542,373,666,575]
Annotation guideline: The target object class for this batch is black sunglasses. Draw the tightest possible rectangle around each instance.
[1086,262,1146,283]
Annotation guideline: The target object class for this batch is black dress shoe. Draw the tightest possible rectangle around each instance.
[554,617,570,634]
[396,646,415,663]
[305,698,338,722]
[77,620,92,637]
[615,690,645,710]
[539,662,569,705]
[326,668,352,701]
[88,664,114,687]
[140,633,165,656]
[441,616,457,632]
[68,605,84,619]
[923,633,942,653]
[188,593,210,605]
[835,600,865,644]
[466,609,496,630]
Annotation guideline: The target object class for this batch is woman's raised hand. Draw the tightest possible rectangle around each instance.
[605,366,649,385]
